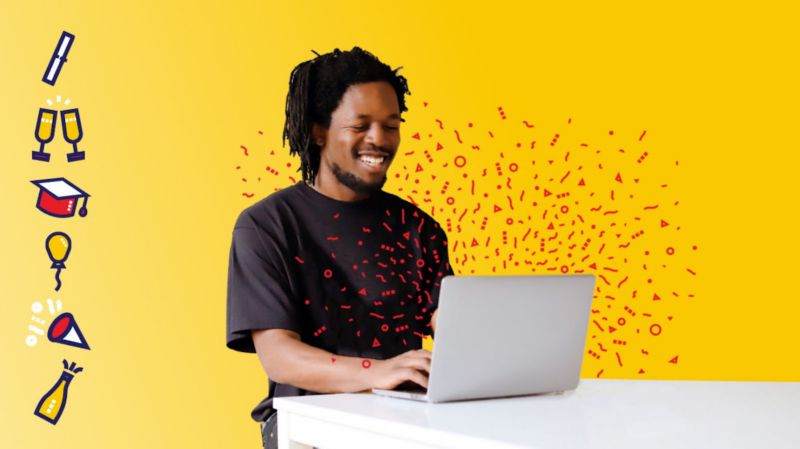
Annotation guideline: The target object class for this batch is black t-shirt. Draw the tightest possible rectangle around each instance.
[226,181,453,421]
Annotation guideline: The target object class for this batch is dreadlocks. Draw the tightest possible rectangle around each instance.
[282,47,410,185]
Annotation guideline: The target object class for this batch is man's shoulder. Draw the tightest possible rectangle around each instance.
[235,183,303,229]
[381,190,446,236]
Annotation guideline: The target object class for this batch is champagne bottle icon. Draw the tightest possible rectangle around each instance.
[34,360,82,425]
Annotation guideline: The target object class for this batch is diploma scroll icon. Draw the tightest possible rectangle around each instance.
[34,360,83,425]
[42,31,75,86]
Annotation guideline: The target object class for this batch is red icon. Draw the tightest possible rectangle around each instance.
[31,178,89,218]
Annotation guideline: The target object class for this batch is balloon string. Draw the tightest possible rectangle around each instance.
[55,269,62,292]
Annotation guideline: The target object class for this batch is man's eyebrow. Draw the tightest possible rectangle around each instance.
[350,113,402,120]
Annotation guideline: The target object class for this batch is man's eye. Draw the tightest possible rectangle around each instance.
[351,125,368,131]
[384,125,400,131]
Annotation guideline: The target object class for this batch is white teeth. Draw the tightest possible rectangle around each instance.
[359,155,385,166]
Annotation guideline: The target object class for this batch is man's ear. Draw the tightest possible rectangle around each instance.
[311,123,327,147]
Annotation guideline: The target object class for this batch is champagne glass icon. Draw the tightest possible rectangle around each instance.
[61,108,85,162]
[33,108,57,162]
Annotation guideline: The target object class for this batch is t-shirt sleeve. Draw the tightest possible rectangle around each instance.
[226,210,300,353]
[423,225,454,335]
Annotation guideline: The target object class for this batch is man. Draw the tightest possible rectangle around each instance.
[226,47,453,448]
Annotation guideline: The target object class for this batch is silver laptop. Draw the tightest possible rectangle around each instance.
[373,274,596,402]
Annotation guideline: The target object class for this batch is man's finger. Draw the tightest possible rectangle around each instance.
[402,356,431,374]
[404,368,429,389]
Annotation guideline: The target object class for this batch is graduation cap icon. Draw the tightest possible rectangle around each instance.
[31,178,89,218]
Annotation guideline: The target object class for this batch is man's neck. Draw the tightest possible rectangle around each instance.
[310,170,375,202]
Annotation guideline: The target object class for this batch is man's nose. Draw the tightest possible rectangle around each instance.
[366,123,388,147]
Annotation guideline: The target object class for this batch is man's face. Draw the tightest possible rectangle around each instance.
[317,81,401,195]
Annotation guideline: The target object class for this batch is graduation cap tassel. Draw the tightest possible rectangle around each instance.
[78,196,88,217]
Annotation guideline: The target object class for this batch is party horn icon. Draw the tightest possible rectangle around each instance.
[46,232,71,291]
[47,312,90,350]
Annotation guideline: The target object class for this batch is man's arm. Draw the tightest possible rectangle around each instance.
[252,329,431,393]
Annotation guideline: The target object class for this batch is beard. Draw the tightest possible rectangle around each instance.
[331,161,387,196]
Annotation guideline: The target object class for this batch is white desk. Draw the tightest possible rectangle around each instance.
[274,379,800,449]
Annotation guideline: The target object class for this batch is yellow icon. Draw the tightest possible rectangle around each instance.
[33,108,57,162]
[46,232,72,291]
[60,108,85,162]
[34,360,83,425]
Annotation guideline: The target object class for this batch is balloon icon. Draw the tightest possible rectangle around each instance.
[46,232,71,291]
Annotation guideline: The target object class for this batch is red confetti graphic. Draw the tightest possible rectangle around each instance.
[233,101,697,377]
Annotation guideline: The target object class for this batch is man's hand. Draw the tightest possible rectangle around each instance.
[368,349,432,390]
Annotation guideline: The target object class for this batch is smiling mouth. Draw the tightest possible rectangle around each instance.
[358,154,387,166]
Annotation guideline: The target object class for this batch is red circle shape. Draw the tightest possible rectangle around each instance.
[454,156,467,168]
[323,269,333,278]
[650,324,662,336]
[50,315,71,339]
[362,360,372,369]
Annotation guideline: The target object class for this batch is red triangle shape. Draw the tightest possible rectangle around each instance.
[578,178,585,186]
[615,173,623,183]
[669,356,679,364]
[547,222,554,230]
[358,288,367,296]
[609,326,617,333]
[403,231,411,240]
[412,133,421,140]
[471,238,479,247]
[638,369,645,374]
[653,293,661,301]
[423,102,429,107]
[494,205,503,212]
[660,220,669,227]
[372,338,381,348]
[589,263,598,270]
[543,189,552,197]
[436,142,443,150]
[416,163,424,172]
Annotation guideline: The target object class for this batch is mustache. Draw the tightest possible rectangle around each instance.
[352,145,394,157]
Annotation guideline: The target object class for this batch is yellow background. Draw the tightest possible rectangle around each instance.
[1,1,798,448]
